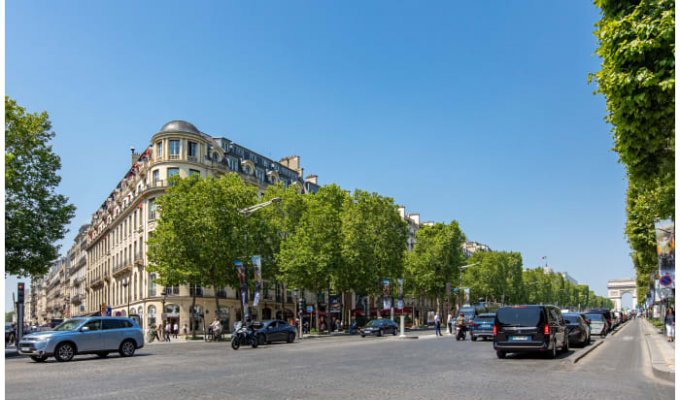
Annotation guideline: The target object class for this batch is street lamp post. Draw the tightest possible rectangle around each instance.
[121,277,130,316]
[161,290,167,331]
[458,263,479,311]
[237,197,282,323]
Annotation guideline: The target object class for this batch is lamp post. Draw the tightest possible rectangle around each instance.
[121,277,130,316]
[161,289,167,330]
[237,197,282,323]
[458,263,479,311]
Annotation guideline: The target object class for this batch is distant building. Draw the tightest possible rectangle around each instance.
[463,241,492,258]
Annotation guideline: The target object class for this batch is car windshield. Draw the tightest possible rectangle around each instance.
[53,319,85,331]
[563,317,579,324]
[365,320,380,327]
[496,307,541,326]
[586,314,603,321]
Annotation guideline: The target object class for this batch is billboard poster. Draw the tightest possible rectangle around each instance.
[234,260,247,309]
[252,255,262,306]
[655,219,675,289]
[382,278,391,310]
[397,278,404,309]
[329,295,341,312]
[464,288,470,305]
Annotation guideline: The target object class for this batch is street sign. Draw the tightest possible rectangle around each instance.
[659,274,673,287]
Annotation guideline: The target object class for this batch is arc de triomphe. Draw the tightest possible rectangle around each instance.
[608,278,637,311]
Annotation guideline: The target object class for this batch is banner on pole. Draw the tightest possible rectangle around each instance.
[397,278,404,309]
[382,279,391,310]
[252,255,262,306]
[234,260,247,310]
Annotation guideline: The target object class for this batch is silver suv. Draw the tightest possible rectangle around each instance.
[17,317,144,362]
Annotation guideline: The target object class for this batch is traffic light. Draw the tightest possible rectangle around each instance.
[298,298,306,312]
[17,282,25,304]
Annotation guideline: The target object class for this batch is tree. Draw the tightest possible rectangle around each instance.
[277,184,348,330]
[5,97,76,277]
[592,0,675,297]
[462,251,523,305]
[147,173,258,336]
[404,221,466,316]
[340,190,408,323]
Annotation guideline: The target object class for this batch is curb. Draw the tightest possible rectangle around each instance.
[571,340,604,364]
[641,320,675,383]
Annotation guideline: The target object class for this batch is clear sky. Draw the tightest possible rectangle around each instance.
[4,1,635,311]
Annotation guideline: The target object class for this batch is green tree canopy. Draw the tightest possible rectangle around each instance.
[462,251,523,305]
[5,97,76,277]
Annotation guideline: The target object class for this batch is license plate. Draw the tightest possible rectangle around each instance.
[21,347,31,352]
[510,336,530,341]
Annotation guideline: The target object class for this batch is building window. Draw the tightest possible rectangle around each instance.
[169,140,180,159]
[167,168,179,178]
[155,142,163,160]
[152,170,160,185]
[148,305,157,328]
[187,141,198,162]
[189,285,203,297]
[148,199,157,220]
[148,273,157,297]
[189,169,200,177]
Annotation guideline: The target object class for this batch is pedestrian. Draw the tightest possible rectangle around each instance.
[447,313,453,334]
[183,323,189,336]
[173,322,179,339]
[164,322,172,342]
[664,308,675,342]
[434,313,442,336]
[151,324,160,342]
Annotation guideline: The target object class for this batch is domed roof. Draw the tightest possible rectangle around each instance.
[159,120,200,135]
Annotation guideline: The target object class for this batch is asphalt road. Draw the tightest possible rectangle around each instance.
[5,320,673,400]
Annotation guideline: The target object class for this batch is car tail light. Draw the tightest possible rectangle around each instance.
[544,324,550,336]
[493,324,497,336]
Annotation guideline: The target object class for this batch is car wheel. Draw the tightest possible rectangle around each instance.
[287,332,295,343]
[496,350,506,359]
[96,352,109,358]
[562,337,569,353]
[392,328,397,336]
[119,339,136,357]
[55,342,76,362]
[377,329,383,337]
[471,336,477,342]
[30,355,48,362]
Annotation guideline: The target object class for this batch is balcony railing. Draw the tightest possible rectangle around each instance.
[187,155,198,162]
[134,252,144,266]
[112,260,132,277]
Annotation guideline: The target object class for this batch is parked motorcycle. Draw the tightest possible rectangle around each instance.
[231,321,259,350]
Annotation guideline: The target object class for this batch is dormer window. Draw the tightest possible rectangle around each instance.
[241,160,255,175]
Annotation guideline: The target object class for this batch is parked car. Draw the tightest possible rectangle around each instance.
[562,312,590,347]
[493,305,568,359]
[470,313,496,341]
[17,317,144,362]
[360,319,398,337]
[584,312,608,337]
[5,323,16,346]
[589,308,614,333]
[254,320,297,345]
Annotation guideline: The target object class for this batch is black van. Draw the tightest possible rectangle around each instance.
[493,305,568,359]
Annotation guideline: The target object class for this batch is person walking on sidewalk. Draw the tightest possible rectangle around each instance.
[173,322,179,339]
[164,322,172,342]
[434,313,442,336]
[664,308,675,342]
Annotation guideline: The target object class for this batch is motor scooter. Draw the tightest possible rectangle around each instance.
[455,324,467,341]
[231,321,259,350]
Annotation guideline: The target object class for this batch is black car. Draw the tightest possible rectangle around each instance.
[254,320,296,345]
[360,319,398,337]
[493,305,568,359]
[588,308,613,333]
[562,312,590,347]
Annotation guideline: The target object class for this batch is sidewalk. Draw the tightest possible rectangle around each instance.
[640,318,675,382]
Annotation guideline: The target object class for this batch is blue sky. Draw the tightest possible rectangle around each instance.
[5,1,634,311]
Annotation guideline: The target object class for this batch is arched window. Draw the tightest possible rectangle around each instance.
[148,273,157,297]
[148,305,157,328]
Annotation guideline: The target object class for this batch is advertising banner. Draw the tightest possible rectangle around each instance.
[234,260,247,310]
[397,278,404,309]
[464,288,470,305]
[330,295,341,312]
[382,279,391,310]
[655,219,675,289]
[252,255,262,306]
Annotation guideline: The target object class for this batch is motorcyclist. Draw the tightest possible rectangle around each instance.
[209,318,222,341]
[455,313,466,331]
